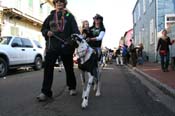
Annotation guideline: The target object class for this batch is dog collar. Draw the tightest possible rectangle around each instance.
[77,46,89,58]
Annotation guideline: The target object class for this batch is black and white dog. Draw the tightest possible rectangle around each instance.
[71,34,101,109]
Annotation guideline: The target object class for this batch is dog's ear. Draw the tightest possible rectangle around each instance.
[69,35,78,48]
[71,34,83,43]
[72,41,79,48]
[71,34,76,41]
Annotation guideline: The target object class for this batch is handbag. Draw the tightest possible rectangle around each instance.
[159,50,167,55]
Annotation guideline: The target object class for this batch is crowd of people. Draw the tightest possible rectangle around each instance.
[112,40,145,69]
[112,28,175,73]
[36,0,175,102]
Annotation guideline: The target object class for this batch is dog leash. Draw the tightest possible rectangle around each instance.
[52,34,69,45]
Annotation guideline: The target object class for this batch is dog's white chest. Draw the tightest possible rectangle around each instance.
[76,44,93,64]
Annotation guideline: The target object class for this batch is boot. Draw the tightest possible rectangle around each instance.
[161,62,165,72]
[165,60,169,72]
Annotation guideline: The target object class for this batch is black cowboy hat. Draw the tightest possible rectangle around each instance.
[93,14,103,21]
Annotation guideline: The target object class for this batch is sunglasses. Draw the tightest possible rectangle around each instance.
[54,0,65,3]
[93,18,102,20]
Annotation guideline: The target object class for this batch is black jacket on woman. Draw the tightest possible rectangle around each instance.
[156,37,172,53]
[41,10,80,54]
[88,26,105,48]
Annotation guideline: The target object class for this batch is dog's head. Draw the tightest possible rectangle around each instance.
[71,34,86,48]
[71,34,90,58]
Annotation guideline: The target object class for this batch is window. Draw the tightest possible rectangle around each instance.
[21,38,33,48]
[28,0,33,8]
[33,40,42,48]
[10,26,19,36]
[165,14,175,29]
[139,31,142,43]
[12,37,22,47]
[150,19,154,44]
[134,11,137,23]
[0,37,12,45]
[149,0,152,4]
[143,0,146,13]
[138,3,141,19]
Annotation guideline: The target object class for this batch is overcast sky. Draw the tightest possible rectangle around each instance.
[67,0,137,49]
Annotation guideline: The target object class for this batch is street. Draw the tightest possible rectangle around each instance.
[0,64,175,116]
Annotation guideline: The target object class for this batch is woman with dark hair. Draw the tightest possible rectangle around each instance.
[37,0,80,101]
[87,14,105,53]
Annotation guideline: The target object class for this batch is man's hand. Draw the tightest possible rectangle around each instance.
[86,37,90,42]
[47,31,53,37]
[172,40,175,44]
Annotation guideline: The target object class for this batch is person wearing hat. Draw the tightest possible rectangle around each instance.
[87,14,106,59]
[37,0,80,101]
[82,14,106,84]
[88,14,105,46]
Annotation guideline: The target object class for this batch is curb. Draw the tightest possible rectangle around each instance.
[133,66,175,99]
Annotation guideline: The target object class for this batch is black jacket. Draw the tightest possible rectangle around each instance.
[157,37,172,52]
[88,26,105,48]
[41,10,80,54]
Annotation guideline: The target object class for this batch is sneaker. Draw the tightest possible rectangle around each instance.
[36,93,50,101]
[69,90,77,96]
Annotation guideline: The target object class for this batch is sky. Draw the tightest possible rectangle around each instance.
[67,0,137,49]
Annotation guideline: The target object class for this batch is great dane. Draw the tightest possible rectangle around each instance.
[71,34,102,109]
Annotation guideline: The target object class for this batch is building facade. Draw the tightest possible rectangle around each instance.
[133,0,175,62]
[0,0,54,47]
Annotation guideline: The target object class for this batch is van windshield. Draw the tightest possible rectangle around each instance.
[0,37,12,45]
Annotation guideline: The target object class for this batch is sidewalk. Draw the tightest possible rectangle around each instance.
[132,62,175,98]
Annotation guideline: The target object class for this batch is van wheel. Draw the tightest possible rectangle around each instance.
[33,57,42,70]
[0,58,8,78]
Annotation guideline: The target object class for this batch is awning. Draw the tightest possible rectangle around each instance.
[3,8,43,27]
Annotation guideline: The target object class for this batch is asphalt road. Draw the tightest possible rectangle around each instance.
[0,64,174,116]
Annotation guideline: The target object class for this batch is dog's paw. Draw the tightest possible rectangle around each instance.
[81,98,88,109]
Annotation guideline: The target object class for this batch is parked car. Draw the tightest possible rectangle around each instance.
[0,36,45,77]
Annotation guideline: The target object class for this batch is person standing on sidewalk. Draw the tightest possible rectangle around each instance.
[129,39,137,69]
[156,29,175,72]
[37,0,80,101]
[137,43,144,65]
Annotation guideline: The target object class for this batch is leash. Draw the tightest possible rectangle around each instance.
[52,34,69,45]
[47,34,69,50]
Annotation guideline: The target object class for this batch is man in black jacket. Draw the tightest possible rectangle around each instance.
[37,0,80,101]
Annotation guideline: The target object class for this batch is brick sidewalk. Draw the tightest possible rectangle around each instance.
[136,62,175,89]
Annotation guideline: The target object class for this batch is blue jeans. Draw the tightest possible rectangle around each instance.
[92,47,102,61]
[137,56,144,65]
[160,52,170,71]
